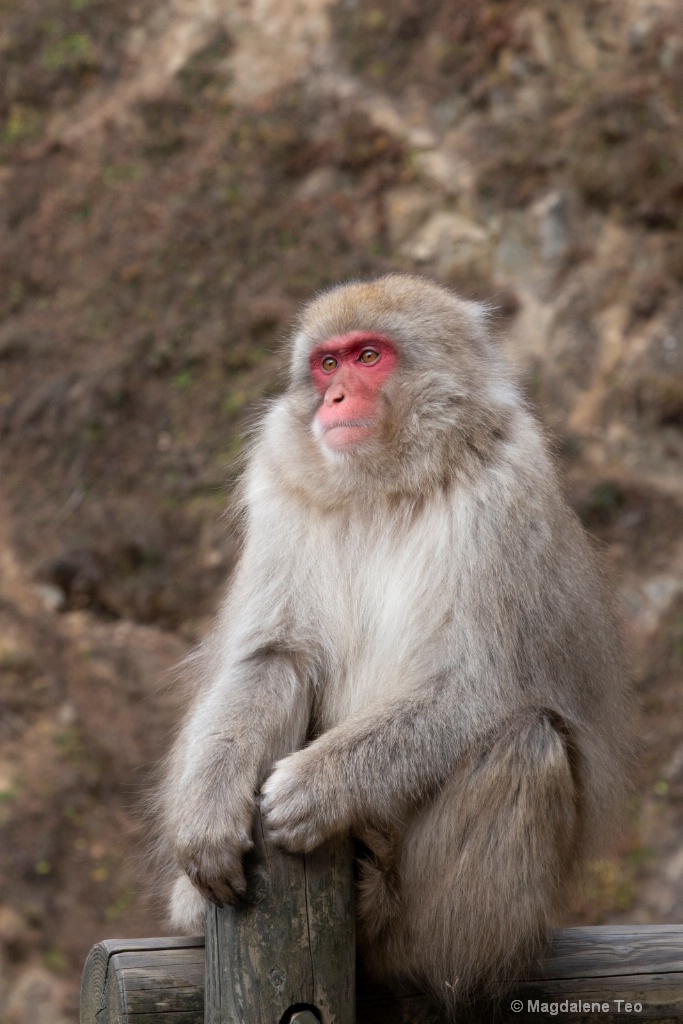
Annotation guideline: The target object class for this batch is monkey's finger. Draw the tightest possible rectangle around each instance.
[187,862,225,906]
[265,822,319,854]
[261,810,297,843]
[196,870,244,907]
[200,880,230,908]
[261,788,301,828]
[187,856,247,905]
[226,863,248,899]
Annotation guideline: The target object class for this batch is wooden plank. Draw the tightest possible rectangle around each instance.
[493,926,683,1023]
[81,927,683,1024]
[80,938,204,1024]
[537,926,683,979]
[96,1015,202,1024]
[205,801,355,1024]
[357,991,444,1024]
[501,973,683,1022]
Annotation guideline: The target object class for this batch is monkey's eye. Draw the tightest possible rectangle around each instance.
[321,355,338,373]
[359,349,380,365]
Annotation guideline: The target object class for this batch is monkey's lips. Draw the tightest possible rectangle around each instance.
[321,419,376,450]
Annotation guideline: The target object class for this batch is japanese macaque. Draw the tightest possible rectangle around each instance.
[157,274,630,1014]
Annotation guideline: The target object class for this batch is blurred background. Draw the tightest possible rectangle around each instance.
[1,0,683,1019]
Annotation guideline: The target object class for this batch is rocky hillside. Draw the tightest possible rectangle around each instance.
[1,0,683,1018]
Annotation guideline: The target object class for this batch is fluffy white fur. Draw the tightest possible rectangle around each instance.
[156,275,631,1015]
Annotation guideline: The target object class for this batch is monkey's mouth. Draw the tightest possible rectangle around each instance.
[321,420,376,450]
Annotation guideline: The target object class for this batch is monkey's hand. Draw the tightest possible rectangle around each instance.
[173,787,255,908]
[261,749,348,853]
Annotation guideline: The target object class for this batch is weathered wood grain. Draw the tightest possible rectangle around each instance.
[487,926,683,1023]
[81,925,683,1023]
[79,936,204,1024]
[540,926,683,978]
[205,803,355,1024]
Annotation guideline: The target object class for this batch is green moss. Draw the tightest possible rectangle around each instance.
[222,391,247,417]
[102,162,145,186]
[105,887,136,921]
[42,32,96,72]
[3,104,43,145]
[83,423,104,443]
[54,725,86,762]
[225,434,245,461]
[44,947,68,974]
[587,481,625,515]
[63,803,83,823]
[576,481,626,529]
[172,370,193,390]
[581,857,637,917]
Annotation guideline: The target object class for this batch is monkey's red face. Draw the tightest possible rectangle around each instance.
[309,332,397,451]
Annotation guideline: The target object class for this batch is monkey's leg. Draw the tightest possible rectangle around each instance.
[358,711,578,1014]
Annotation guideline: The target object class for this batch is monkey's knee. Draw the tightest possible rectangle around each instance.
[366,715,579,994]
[505,712,579,850]
[461,712,579,884]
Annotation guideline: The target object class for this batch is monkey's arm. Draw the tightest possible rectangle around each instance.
[162,645,310,906]
[261,676,494,853]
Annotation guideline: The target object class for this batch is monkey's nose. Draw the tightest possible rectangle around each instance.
[325,384,346,405]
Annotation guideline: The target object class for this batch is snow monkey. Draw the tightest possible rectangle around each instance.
[158,274,630,1015]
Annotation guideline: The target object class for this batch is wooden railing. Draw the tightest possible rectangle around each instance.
[81,810,683,1023]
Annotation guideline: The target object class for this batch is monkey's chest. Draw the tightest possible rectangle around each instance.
[305,524,457,726]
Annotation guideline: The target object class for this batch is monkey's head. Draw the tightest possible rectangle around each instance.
[267,274,517,505]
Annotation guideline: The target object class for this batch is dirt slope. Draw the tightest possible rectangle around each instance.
[1,0,683,1018]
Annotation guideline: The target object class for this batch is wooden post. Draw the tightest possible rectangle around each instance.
[205,802,355,1024]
